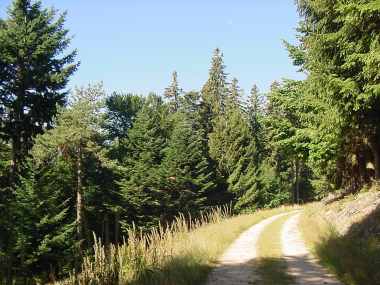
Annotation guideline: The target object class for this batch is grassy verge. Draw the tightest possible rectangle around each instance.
[57,206,294,285]
[255,213,294,285]
[300,203,380,285]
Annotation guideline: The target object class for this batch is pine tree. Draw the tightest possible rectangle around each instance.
[118,94,170,230]
[201,48,228,133]
[0,0,77,173]
[12,160,75,282]
[104,92,144,140]
[33,83,105,255]
[164,71,182,112]
[296,0,380,181]
[160,111,216,215]
[247,84,264,163]
[227,78,242,110]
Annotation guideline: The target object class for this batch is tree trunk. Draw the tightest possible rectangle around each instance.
[76,144,83,252]
[295,158,300,204]
[114,211,120,245]
[104,213,110,247]
[373,148,380,180]
[368,136,380,180]
[10,135,21,185]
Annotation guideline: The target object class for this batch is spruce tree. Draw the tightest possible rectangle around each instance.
[209,78,245,175]
[164,71,182,112]
[247,84,264,163]
[220,108,259,209]
[208,77,260,210]
[0,0,77,173]
[201,48,228,133]
[12,160,75,282]
[227,78,242,110]
[296,0,380,180]
[118,94,170,230]
[104,92,144,140]
[160,111,216,214]
[33,84,105,255]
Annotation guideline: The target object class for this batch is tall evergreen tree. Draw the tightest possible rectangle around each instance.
[160,112,216,214]
[118,94,170,230]
[201,48,228,132]
[264,80,313,202]
[164,71,182,112]
[12,160,75,282]
[103,92,144,140]
[227,78,242,110]
[296,0,380,182]
[0,0,77,173]
[33,84,105,255]
[247,84,264,163]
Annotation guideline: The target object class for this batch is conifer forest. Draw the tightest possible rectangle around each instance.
[1,1,380,284]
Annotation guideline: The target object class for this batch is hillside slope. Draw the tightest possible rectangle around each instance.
[300,187,380,285]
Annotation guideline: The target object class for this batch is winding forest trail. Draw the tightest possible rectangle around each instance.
[206,211,343,285]
[281,213,342,285]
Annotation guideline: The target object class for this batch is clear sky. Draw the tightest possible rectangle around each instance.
[1,0,305,96]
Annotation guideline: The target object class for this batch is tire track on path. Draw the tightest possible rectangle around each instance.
[206,212,291,285]
[281,213,342,285]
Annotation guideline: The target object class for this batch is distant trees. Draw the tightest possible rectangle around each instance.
[201,48,228,133]
[164,71,182,112]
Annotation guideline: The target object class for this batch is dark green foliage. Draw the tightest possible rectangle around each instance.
[263,80,314,202]
[104,92,144,140]
[119,95,170,230]
[295,0,380,187]
[201,48,228,133]
[160,111,216,214]
[12,160,75,282]
[0,0,77,171]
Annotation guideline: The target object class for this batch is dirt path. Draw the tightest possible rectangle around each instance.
[281,213,342,285]
[206,211,343,285]
[206,212,290,285]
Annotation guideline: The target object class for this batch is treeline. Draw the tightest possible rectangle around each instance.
[1,0,379,283]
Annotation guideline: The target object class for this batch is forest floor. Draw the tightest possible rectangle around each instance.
[205,211,343,285]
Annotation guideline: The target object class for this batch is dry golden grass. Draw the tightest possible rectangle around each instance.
[56,206,294,285]
[300,200,380,285]
[299,203,332,251]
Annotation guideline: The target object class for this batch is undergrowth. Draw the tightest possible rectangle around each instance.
[300,202,380,285]
[56,206,292,285]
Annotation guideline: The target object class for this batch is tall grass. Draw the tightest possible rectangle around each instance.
[56,206,291,285]
[300,203,380,285]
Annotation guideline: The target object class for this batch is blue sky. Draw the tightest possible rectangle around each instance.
[1,0,305,96]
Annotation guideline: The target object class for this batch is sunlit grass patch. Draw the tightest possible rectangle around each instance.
[300,202,380,285]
